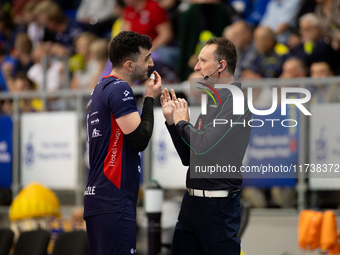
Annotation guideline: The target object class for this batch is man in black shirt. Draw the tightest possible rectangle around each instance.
[161,37,252,255]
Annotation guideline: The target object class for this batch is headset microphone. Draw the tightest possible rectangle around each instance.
[203,64,222,81]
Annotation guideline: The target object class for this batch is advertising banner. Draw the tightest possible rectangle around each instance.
[21,112,78,189]
[0,116,12,188]
[309,104,340,190]
[242,107,299,187]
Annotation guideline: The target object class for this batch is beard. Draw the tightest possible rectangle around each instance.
[131,65,149,82]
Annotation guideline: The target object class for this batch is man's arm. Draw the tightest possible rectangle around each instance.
[116,71,162,151]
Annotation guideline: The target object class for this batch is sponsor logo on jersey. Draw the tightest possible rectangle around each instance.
[123,90,134,101]
[91,118,100,125]
[92,128,102,138]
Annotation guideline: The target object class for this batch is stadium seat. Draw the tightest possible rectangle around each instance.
[0,228,14,255]
[52,230,88,255]
[13,229,50,255]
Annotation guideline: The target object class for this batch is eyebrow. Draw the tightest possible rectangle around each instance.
[198,56,206,61]
[144,53,151,61]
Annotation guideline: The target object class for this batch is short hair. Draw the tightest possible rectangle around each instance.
[109,31,152,69]
[286,57,307,73]
[45,3,65,24]
[205,37,237,75]
[299,13,321,27]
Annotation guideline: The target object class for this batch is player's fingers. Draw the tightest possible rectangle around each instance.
[153,71,161,85]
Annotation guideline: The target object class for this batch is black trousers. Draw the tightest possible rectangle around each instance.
[171,191,241,255]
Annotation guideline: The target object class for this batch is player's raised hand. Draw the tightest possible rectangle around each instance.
[145,71,162,99]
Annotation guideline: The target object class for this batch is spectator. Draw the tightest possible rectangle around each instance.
[187,30,215,70]
[31,0,56,45]
[280,57,308,78]
[124,0,179,81]
[12,32,34,75]
[12,0,44,26]
[289,13,336,68]
[223,20,256,79]
[1,32,34,91]
[245,0,271,26]
[69,31,97,73]
[260,0,303,44]
[42,1,86,56]
[229,0,252,19]
[76,0,114,25]
[310,61,334,78]
[27,42,63,93]
[89,39,110,86]
[111,0,126,38]
[0,44,16,92]
[314,0,340,50]
[177,0,234,80]
[70,34,109,90]
[12,73,41,113]
[20,1,45,48]
[124,0,173,51]
[0,72,41,115]
[242,26,288,108]
[310,61,340,103]
[0,9,18,55]
[242,26,286,78]
[76,0,115,37]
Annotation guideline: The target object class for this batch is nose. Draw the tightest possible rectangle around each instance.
[149,57,154,67]
[194,61,200,71]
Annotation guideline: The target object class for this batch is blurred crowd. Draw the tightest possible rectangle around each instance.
[0,0,338,209]
[0,0,339,113]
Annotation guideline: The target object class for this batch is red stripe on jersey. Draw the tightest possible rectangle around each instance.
[103,113,123,189]
[103,75,120,79]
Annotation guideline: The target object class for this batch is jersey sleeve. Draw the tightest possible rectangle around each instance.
[104,81,138,119]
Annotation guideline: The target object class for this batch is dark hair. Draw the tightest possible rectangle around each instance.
[109,31,152,68]
[205,37,237,75]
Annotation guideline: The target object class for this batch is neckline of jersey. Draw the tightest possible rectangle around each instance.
[103,75,120,79]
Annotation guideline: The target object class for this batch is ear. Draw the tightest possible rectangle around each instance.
[219,60,227,71]
[123,60,134,71]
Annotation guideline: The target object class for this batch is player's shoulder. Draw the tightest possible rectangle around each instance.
[100,76,135,100]
[100,75,129,90]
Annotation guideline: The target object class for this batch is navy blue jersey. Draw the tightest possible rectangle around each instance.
[84,75,141,218]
